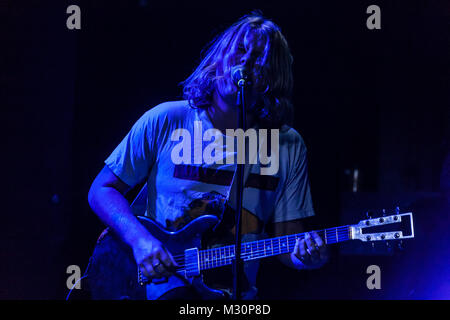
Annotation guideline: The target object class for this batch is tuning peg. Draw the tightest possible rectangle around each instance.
[366,211,373,219]
[397,240,404,251]
[382,209,386,216]
[396,206,400,214]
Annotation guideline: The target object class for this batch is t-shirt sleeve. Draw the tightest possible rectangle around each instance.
[272,133,315,223]
[104,110,156,187]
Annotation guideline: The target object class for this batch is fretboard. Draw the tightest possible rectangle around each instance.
[198,225,351,271]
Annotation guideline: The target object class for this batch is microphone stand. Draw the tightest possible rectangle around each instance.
[232,81,246,300]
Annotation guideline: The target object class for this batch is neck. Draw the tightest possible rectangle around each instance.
[208,90,254,132]
[197,225,352,271]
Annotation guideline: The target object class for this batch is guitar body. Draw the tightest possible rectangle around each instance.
[86,215,227,300]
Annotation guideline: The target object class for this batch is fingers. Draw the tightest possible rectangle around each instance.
[294,232,328,267]
[311,231,329,260]
[305,233,318,255]
[140,259,156,278]
[156,247,179,275]
[158,247,178,268]
[294,237,310,263]
[139,247,177,280]
[311,231,324,248]
[140,258,169,279]
[298,238,307,258]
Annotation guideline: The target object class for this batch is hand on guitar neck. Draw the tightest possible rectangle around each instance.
[291,231,329,269]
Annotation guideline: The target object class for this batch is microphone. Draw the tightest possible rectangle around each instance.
[231,65,249,87]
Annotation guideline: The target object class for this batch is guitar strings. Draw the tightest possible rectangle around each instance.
[172,228,350,265]
[176,231,351,269]
[169,227,350,269]
[170,227,350,263]
[198,229,350,268]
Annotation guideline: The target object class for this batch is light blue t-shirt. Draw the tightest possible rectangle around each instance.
[104,100,315,297]
[106,100,314,224]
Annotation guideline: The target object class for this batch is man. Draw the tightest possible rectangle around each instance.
[88,12,328,299]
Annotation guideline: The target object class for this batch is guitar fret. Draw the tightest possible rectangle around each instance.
[210,250,212,268]
[230,245,233,263]
[225,246,229,265]
[283,237,287,253]
[208,249,214,268]
[202,250,206,270]
[251,242,256,259]
[209,249,213,268]
[197,224,353,271]
[258,240,264,258]
[210,249,214,268]
[222,247,226,266]
[327,228,334,244]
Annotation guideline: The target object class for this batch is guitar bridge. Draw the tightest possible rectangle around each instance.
[138,267,148,286]
[138,267,170,285]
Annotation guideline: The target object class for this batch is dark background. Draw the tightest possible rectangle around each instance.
[2,0,449,299]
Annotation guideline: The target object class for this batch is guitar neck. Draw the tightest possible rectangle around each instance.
[198,225,352,271]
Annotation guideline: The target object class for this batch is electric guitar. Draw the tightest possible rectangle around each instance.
[86,209,414,300]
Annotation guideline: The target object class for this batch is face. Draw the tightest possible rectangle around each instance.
[216,31,268,110]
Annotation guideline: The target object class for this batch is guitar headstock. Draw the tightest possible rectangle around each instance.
[351,210,414,242]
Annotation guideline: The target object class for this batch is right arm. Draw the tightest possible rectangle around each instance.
[88,165,176,278]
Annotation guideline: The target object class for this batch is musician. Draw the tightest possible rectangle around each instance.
[88,12,328,299]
